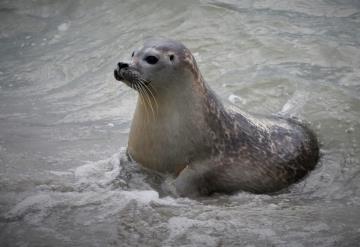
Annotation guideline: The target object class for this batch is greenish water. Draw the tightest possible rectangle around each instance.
[0,0,359,246]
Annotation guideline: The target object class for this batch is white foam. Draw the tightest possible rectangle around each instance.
[166,217,220,246]
[278,91,309,117]
[168,217,201,238]
[57,23,69,32]
[228,94,246,105]
[74,151,123,191]
[5,146,179,225]
[5,189,165,224]
[6,194,58,224]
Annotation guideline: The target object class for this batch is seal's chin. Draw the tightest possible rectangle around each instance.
[114,68,136,89]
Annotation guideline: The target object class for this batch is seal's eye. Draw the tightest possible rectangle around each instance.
[169,54,174,61]
[131,51,135,57]
[145,56,159,65]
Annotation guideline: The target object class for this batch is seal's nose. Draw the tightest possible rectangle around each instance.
[117,62,129,70]
[114,62,128,81]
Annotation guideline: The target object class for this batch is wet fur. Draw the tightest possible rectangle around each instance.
[115,38,319,197]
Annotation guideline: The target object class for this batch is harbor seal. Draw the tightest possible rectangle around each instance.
[114,38,319,197]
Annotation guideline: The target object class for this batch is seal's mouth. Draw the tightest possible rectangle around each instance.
[114,62,150,90]
[114,68,123,81]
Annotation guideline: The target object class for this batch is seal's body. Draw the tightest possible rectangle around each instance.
[114,38,319,197]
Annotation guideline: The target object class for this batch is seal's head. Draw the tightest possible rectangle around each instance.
[114,38,201,92]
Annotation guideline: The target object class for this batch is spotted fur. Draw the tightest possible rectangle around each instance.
[114,38,319,197]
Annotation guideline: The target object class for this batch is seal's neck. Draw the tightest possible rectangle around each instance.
[128,77,224,173]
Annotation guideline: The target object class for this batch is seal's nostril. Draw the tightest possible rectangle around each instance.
[118,62,129,70]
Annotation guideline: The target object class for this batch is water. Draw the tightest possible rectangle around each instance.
[1,0,360,246]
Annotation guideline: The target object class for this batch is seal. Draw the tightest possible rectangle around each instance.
[114,38,319,197]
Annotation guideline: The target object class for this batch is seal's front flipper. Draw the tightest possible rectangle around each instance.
[174,164,210,198]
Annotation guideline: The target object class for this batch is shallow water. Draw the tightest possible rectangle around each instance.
[1,0,360,246]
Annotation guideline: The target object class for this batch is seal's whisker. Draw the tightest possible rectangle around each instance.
[134,82,150,123]
[145,80,158,95]
[144,83,158,120]
[144,82,158,110]
[138,81,156,121]
[139,80,159,116]
[138,82,155,122]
